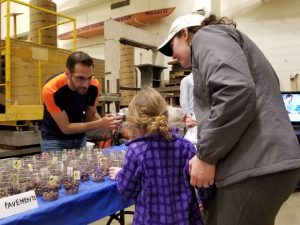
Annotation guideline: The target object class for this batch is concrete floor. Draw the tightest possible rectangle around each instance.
[91,191,300,225]
[275,191,300,225]
[90,206,134,225]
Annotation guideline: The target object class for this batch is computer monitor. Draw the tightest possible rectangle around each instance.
[281,92,300,124]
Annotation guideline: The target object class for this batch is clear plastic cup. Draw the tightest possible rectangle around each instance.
[42,176,59,201]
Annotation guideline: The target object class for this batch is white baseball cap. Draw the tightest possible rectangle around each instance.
[158,14,205,57]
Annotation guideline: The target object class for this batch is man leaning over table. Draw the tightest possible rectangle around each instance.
[41,51,121,151]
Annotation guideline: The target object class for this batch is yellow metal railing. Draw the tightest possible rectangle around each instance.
[6,0,12,114]
[10,0,77,51]
[0,0,76,122]
[37,21,76,104]
[38,20,76,49]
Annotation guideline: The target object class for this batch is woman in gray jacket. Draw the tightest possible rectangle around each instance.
[158,14,300,225]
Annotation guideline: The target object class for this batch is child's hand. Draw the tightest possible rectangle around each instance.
[185,117,198,128]
[183,115,198,128]
[109,167,121,180]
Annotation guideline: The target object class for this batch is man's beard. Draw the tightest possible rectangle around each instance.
[70,79,88,94]
[77,87,88,94]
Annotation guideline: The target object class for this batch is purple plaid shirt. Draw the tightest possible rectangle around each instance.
[116,130,203,225]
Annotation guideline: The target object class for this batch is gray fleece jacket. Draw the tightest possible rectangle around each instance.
[191,25,300,187]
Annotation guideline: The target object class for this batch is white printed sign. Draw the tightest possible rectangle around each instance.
[0,190,39,219]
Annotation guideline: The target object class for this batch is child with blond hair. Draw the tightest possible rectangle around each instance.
[109,86,205,225]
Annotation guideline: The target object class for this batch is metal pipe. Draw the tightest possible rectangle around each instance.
[11,0,75,21]
[38,19,73,45]
[39,20,73,31]
[73,20,77,51]
[5,0,11,109]
[38,61,42,104]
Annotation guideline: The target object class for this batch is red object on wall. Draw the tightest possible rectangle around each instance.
[58,7,176,40]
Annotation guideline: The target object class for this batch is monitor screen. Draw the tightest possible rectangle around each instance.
[281,92,300,123]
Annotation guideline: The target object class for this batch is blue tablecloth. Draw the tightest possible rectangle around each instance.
[0,145,134,225]
[102,144,127,153]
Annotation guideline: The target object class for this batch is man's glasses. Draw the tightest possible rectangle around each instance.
[72,74,94,82]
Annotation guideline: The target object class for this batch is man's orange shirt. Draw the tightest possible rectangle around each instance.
[41,73,100,140]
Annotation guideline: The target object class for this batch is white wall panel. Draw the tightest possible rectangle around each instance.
[222,0,300,91]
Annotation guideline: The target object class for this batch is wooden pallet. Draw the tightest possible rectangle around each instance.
[169,71,190,79]
[119,44,135,106]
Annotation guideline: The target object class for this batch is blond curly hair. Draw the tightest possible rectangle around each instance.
[126,86,171,140]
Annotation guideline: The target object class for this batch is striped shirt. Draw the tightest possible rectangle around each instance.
[41,72,100,140]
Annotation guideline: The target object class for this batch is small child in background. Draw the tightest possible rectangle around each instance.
[109,86,207,225]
